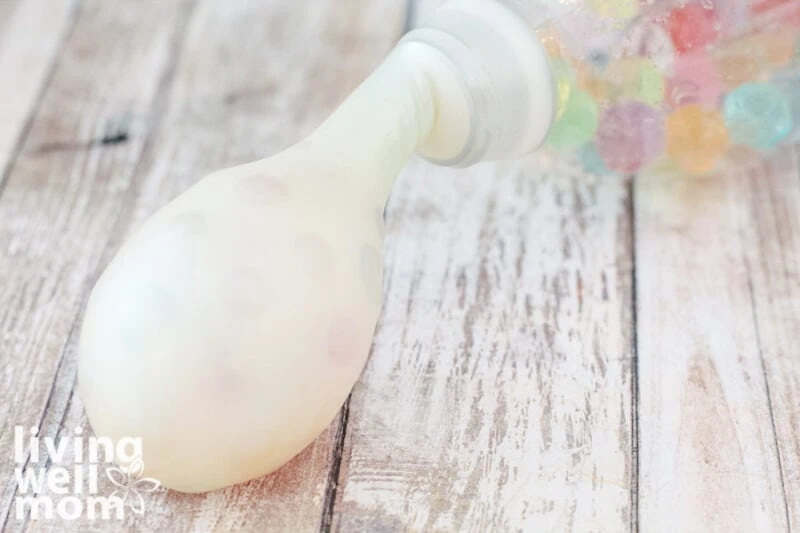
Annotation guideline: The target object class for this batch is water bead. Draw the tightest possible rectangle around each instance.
[546,89,599,151]
[712,48,762,88]
[596,101,665,174]
[575,61,611,102]
[723,82,793,149]
[550,59,575,120]
[667,5,719,54]
[666,105,729,174]
[588,0,638,21]
[666,52,724,108]
[759,26,800,68]
[587,50,611,70]
[579,143,614,175]
[712,28,797,88]
[771,71,800,141]
[604,57,665,106]
[538,26,567,59]
[752,0,800,27]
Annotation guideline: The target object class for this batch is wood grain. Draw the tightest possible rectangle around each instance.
[0,0,406,531]
[0,0,21,32]
[0,0,197,529]
[635,153,797,532]
[740,148,800,529]
[1,0,799,531]
[333,158,635,532]
[0,0,78,183]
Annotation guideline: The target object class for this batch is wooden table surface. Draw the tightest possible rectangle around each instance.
[0,0,798,531]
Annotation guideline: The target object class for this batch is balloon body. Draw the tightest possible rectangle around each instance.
[79,152,383,492]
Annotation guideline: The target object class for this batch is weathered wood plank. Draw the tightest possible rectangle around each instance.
[1,0,406,532]
[635,157,793,532]
[740,148,800,528]
[0,0,21,31]
[0,0,198,530]
[332,2,634,528]
[334,157,635,531]
[0,0,78,183]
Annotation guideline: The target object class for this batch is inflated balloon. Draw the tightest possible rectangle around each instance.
[79,0,800,493]
[79,0,555,493]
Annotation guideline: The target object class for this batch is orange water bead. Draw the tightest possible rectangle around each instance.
[537,25,567,60]
[575,62,610,102]
[666,105,729,174]
[712,27,798,87]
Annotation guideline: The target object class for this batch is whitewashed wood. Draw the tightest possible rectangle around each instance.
[635,158,793,532]
[1,0,798,531]
[739,148,800,528]
[0,1,197,530]
[0,0,78,182]
[335,2,635,530]
[334,158,635,532]
[0,0,21,30]
[0,0,406,531]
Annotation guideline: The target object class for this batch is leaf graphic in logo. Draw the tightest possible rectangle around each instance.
[105,465,131,501]
[104,455,161,515]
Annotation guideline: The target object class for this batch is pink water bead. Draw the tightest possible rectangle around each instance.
[596,101,665,174]
[666,52,724,109]
[667,4,719,54]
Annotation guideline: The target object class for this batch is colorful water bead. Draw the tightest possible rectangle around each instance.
[723,82,793,149]
[667,4,719,54]
[752,0,800,27]
[666,105,729,174]
[575,60,611,102]
[666,52,724,109]
[712,27,799,88]
[588,0,638,21]
[604,57,665,106]
[596,102,665,174]
[546,89,599,151]
[550,59,575,120]
[772,70,800,141]
[579,143,614,175]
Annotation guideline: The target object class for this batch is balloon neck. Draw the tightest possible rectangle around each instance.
[305,43,439,207]
[304,0,555,206]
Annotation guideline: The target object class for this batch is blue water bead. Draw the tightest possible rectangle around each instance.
[771,71,800,142]
[723,82,793,150]
[579,144,614,175]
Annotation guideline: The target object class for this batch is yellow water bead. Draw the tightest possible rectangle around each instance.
[550,59,575,120]
[603,57,665,106]
[666,105,729,174]
[588,0,638,20]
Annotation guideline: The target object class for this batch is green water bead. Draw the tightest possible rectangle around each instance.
[723,82,793,150]
[606,57,665,106]
[546,89,599,151]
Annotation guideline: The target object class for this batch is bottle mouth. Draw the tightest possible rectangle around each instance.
[405,0,556,167]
